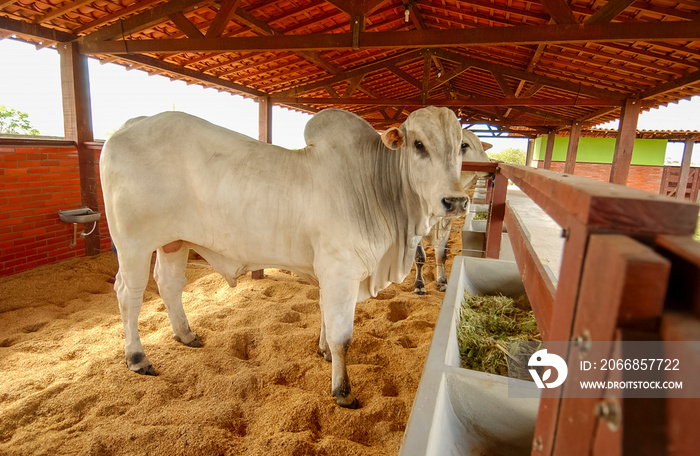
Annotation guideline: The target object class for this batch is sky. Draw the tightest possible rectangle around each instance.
[1,38,698,157]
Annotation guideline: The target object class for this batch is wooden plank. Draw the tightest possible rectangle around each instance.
[462,161,498,173]
[499,163,699,237]
[553,235,670,455]
[544,131,556,170]
[58,41,100,256]
[677,137,694,200]
[484,170,507,258]
[609,98,641,186]
[531,220,589,456]
[564,121,581,174]
[656,234,700,316]
[526,138,534,167]
[503,202,555,338]
[661,312,700,456]
[78,20,700,54]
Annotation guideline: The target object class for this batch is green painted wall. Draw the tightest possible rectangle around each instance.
[533,137,667,166]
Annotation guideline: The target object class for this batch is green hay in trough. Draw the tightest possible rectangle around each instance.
[457,291,541,379]
[472,211,489,220]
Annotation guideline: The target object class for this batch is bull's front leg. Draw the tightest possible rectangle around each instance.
[435,219,453,292]
[435,237,449,292]
[318,276,360,409]
[414,241,427,295]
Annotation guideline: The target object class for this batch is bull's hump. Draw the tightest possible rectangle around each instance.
[303,109,376,148]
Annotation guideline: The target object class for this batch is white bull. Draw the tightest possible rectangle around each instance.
[414,130,492,294]
[100,107,469,408]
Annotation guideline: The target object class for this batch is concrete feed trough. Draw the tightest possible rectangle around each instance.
[400,257,540,456]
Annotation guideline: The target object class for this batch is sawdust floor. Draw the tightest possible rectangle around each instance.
[0,220,464,456]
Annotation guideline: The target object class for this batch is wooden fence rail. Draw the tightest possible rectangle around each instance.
[462,161,700,456]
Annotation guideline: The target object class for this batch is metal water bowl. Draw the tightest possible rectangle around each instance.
[58,207,101,224]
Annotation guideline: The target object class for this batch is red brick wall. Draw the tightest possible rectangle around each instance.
[0,143,110,276]
[531,160,664,194]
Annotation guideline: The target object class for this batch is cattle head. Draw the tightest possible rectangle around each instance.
[460,129,493,190]
[381,106,468,219]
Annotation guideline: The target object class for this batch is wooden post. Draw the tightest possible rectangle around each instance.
[564,121,581,175]
[258,94,272,144]
[544,131,556,170]
[252,95,273,280]
[484,170,507,259]
[525,138,534,167]
[59,41,100,256]
[609,98,640,186]
[676,136,695,200]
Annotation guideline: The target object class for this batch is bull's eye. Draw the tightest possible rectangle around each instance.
[414,140,429,158]
[461,142,469,153]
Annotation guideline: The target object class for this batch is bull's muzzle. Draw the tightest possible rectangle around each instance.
[441,196,469,216]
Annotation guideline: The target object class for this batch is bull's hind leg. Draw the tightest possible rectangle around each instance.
[114,249,156,375]
[414,241,427,295]
[153,247,201,348]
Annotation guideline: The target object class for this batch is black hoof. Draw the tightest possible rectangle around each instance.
[133,364,157,376]
[337,396,360,409]
[174,334,202,347]
[317,347,332,362]
[131,364,158,377]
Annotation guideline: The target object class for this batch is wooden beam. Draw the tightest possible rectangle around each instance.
[492,71,516,98]
[432,49,625,101]
[78,20,700,55]
[276,50,421,97]
[115,54,265,98]
[540,0,579,24]
[564,120,582,174]
[252,95,272,280]
[610,98,641,186]
[258,95,272,144]
[421,53,431,105]
[205,0,240,38]
[0,15,75,42]
[269,96,627,106]
[58,41,100,256]
[386,63,422,90]
[586,0,637,24]
[639,68,700,100]
[78,0,207,44]
[168,12,204,39]
[677,137,695,200]
[544,131,556,170]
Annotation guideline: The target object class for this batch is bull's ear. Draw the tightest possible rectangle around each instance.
[481,141,493,151]
[381,127,404,150]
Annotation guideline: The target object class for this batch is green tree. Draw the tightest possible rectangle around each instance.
[487,147,526,165]
[0,105,40,135]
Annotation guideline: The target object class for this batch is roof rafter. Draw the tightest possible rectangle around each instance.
[77,20,700,54]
